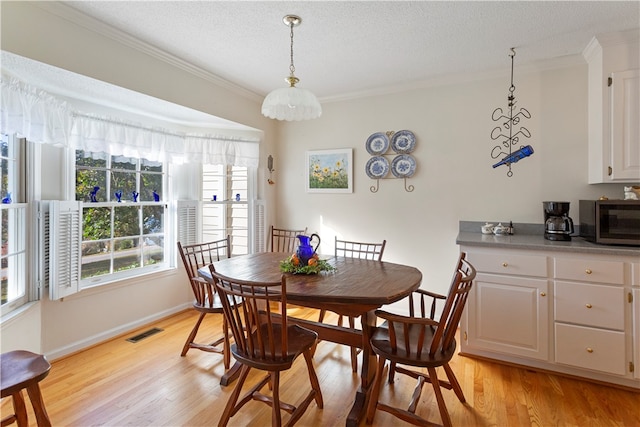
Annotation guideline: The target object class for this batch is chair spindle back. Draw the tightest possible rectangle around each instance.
[210,266,289,362]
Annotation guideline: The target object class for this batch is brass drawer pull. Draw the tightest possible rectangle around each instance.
[585,303,592,309]
[540,292,546,297]
[586,347,594,353]
[585,269,592,274]
[502,262,508,267]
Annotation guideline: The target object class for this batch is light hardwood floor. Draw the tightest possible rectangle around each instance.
[2,308,638,426]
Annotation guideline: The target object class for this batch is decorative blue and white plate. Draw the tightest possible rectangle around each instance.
[391,154,416,178]
[365,156,390,179]
[391,130,416,154]
[366,132,390,155]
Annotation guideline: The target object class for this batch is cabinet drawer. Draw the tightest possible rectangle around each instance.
[555,281,625,330]
[555,323,626,375]
[554,258,624,284]
[469,252,547,277]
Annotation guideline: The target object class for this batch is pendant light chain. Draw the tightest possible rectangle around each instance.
[289,21,296,76]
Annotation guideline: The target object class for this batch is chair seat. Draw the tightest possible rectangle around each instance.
[1,351,51,397]
[1,350,52,427]
[371,322,457,368]
[232,324,318,371]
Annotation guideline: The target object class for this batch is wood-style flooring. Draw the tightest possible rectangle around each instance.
[2,308,638,426]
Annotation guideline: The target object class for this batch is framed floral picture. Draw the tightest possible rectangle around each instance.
[306,149,353,193]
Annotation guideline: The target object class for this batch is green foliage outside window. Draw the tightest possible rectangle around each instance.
[76,150,165,280]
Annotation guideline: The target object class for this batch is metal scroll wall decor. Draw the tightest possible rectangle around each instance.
[365,130,416,192]
[490,48,533,177]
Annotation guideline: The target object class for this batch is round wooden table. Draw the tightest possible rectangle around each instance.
[200,252,422,426]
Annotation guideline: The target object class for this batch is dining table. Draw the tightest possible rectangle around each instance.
[198,251,422,427]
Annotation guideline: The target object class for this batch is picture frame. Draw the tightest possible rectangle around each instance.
[306,149,353,193]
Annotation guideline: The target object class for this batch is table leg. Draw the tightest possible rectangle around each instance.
[346,311,377,427]
[220,361,242,386]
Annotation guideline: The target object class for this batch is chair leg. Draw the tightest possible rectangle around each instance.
[218,364,251,427]
[181,312,206,356]
[222,316,230,369]
[388,361,396,382]
[317,309,326,323]
[303,349,324,409]
[365,355,387,424]
[25,384,52,427]
[427,367,452,427]
[443,363,466,403]
[11,391,28,427]
[271,372,282,427]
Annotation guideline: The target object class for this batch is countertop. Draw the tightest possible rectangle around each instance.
[456,221,640,257]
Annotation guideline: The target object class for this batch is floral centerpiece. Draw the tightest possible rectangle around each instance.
[280,253,336,275]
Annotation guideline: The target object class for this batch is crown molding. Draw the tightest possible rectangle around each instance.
[34,2,263,104]
[321,54,586,104]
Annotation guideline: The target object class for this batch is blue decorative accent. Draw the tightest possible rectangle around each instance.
[296,234,320,266]
[153,190,160,202]
[90,186,100,202]
[391,130,416,153]
[131,191,139,202]
[365,156,389,179]
[391,154,416,178]
[366,132,390,155]
[114,190,122,202]
[492,145,534,168]
[235,193,241,201]
[2,192,12,204]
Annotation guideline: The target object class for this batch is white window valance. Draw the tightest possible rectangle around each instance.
[1,74,259,167]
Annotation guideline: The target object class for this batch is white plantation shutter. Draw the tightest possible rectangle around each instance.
[48,200,82,300]
[177,200,201,246]
[253,200,266,253]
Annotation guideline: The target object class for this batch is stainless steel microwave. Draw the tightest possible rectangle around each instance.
[579,200,640,246]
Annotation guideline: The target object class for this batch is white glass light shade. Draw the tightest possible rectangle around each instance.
[261,86,322,121]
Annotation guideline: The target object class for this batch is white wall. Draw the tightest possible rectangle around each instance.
[275,64,625,300]
[0,2,628,356]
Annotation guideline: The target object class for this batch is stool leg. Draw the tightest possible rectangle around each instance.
[11,391,28,427]
[25,384,52,427]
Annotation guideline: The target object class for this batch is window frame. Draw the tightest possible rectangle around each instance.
[0,134,30,317]
[73,149,172,289]
[200,164,260,255]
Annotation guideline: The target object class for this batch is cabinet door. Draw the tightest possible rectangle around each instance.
[610,69,640,181]
[634,288,640,380]
[466,273,549,360]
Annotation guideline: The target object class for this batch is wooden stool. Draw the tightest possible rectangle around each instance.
[1,350,52,427]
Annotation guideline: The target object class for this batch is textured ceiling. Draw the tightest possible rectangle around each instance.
[3,1,639,127]
[61,0,640,100]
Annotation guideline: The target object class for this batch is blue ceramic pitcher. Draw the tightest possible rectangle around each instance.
[296,233,321,266]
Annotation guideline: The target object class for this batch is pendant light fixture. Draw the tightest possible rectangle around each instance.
[261,15,322,121]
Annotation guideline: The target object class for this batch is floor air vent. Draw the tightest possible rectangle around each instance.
[126,327,164,343]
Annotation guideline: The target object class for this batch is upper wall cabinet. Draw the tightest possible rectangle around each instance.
[584,29,639,183]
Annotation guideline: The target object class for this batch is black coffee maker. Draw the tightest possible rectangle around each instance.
[543,201,574,241]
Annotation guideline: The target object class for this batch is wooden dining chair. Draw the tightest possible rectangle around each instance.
[209,264,323,427]
[1,350,52,427]
[318,237,387,372]
[177,237,235,367]
[365,252,476,427]
[269,226,307,253]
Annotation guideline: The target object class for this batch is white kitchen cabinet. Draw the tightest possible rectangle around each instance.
[633,263,639,380]
[633,287,639,380]
[553,257,627,376]
[462,249,549,360]
[460,244,639,390]
[584,29,639,183]
[610,69,640,181]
